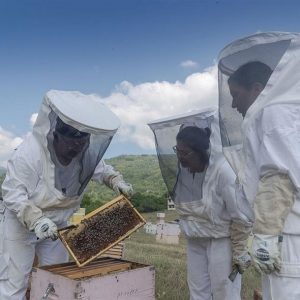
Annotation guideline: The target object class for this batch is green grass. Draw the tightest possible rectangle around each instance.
[124,210,261,300]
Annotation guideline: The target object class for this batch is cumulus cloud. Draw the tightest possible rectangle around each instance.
[104,64,218,149]
[30,113,38,127]
[180,60,198,68]
[0,112,37,167]
[0,127,23,168]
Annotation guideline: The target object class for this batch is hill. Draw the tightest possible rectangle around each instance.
[83,155,169,213]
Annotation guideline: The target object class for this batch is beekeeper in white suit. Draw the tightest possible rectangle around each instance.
[0,90,133,299]
[149,108,252,300]
[218,32,300,299]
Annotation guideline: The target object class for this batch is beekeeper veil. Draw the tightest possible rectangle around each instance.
[218,31,300,176]
[148,107,221,201]
[32,90,120,197]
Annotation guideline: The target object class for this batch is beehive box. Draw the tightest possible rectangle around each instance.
[59,195,145,267]
[30,257,155,300]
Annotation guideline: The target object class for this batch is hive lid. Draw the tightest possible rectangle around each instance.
[58,195,146,267]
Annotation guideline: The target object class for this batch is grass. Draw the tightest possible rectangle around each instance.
[124,210,261,300]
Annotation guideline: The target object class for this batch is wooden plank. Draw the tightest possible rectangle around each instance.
[46,259,124,274]
[41,257,116,272]
[56,261,131,276]
[64,263,132,279]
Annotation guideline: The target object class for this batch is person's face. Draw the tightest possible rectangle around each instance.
[174,141,206,173]
[229,81,264,117]
[53,132,89,165]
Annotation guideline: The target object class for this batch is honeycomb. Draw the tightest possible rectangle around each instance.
[59,196,145,266]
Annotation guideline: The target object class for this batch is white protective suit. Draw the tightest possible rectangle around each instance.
[149,108,252,300]
[0,90,131,300]
[218,32,300,299]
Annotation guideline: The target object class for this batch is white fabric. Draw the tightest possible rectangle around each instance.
[241,105,300,235]
[230,222,252,273]
[178,158,251,238]
[34,217,58,240]
[250,234,282,274]
[253,173,296,235]
[172,110,252,239]
[218,32,300,297]
[262,275,300,300]
[0,209,68,300]
[230,222,251,257]
[187,237,241,300]
[2,134,81,230]
[42,90,120,134]
[2,134,118,231]
[32,90,120,198]
[261,234,300,300]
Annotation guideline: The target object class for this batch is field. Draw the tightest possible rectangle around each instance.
[124,210,261,300]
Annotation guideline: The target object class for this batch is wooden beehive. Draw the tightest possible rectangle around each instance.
[30,257,155,300]
[59,195,145,267]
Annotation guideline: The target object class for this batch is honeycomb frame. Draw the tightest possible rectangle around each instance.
[58,195,146,267]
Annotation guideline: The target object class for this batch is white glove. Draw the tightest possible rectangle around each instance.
[34,217,58,241]
[250,234,282,274]
[111,177,134,198]
[232,252,252,274]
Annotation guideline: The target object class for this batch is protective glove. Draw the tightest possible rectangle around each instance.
[111,176,134,198]
[34,217,58,241]
[230,221,252,275]
[249,234,283,274]
[232,252,252,274]
[229,252,252,282]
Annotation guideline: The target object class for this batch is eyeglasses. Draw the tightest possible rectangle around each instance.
[172,146,194,158]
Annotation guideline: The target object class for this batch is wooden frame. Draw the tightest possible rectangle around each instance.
[58,195,146,267]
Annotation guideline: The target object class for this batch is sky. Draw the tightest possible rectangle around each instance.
[0,0,300,166]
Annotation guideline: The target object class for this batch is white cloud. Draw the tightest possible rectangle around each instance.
[0,127,23,168]
[180,60,198,68]
[30,113,38,127]
[105,64,218,149]
[0,113,37,168]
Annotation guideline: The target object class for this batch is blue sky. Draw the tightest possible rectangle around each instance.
[0,0,299,163]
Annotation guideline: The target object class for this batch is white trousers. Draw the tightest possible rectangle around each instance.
[261,234,300,300]
[187,237,241,300]
[0,208,69,300]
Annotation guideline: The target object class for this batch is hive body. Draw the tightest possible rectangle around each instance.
[30,257,155,300]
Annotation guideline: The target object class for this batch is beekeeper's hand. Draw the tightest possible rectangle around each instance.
[230,221,252,274]
[250,234,282,274]
[111,177,134,198]
[34,217,58,241]
[232,252,252,274]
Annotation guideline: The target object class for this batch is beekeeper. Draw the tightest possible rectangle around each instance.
[218,32,300,299]
[148,108,252,300]
[0,90,133,299]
